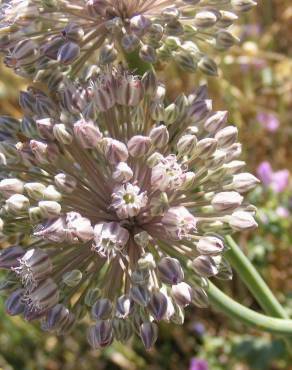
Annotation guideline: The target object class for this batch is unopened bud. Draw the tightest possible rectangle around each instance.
[157,257,184,285]
[38,200,61,218]
[140,322,158,350]
[87,320,113,349]
[212,191,243,211]
[197,236,225,255]
[171,282,193,307]
[54,173,77,194]
[0,178,24,197]
[53,123,73,145]
[192,255,219,277]
[232,173,260,193]
[149,125,169,148]
[128,135,151,157]
[92,298,113,320]
[62,269,82,287]
[148,291,168,321]
[204,111,228,133]
[74,119,102,149]
[6,194,29,214]
[229,211,258,231]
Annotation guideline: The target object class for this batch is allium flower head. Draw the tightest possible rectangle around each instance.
[0,67,258,349]
[0,0,256,80]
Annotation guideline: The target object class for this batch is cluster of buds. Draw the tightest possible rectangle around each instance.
[0,0,256,80]
[0,68,258,349]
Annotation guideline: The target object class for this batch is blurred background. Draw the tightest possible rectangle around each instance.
[0,0,292,369]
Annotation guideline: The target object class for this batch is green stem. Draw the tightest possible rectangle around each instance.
[225,235,289,319]
[207,281,292,336]
[123,49,153,75]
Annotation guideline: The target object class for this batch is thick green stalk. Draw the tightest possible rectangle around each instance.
[225,235,289,319]
[207,281,292,336]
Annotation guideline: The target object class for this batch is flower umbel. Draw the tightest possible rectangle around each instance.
[0,0,256,80]
[0,68,258,349]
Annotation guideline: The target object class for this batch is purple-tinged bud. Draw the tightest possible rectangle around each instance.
[102,138,129,165]
[188,99,212,123]
[112,162,133,183]
[198,56,218,76]
[140,322,158,350]
[45,304,70,331]
[19,91,36,115]
[73,119,102,149]
[85,288,100,307]
[194,10,218,28]
[231,173,260,193]
[30,140,59,163]
[62,23,84,42]
[148,291,168,321]
[217,11,238,28]
[150,101,165,121]
[131,269,150,286]
[116,77,143,106]
[229,211,258,231]
[130,285,150,307]
[9,39,39,67]
[204,111,228,133]
[0,178,24,197]
[224,160,246,175]
[87,320,113,349]
[116,295,134,318]
[57,42,80,65]
[197,236,225,255]
[215,126,238,148]
[36,118,55,140]
[92,298,113,320]
[128,135,151,157]
[192,255,219,277]
[99,44,118,65]
[171,282,193,307]
[196,138,217,159]
[113,318,133,342]
[130,15,151,35]
[177,134,197,157]
[27,278,59,311]
[15,248,52,284]
[216,30,238,50]
[53,124,73,145]
[62,270,82,287]
[24,182,46,200]
[6,194,29,214]
[157,257,184,285]
[0,246,24,269]
[142,70,158,96]
[54,173,77,194]
[57,312,75,335]
[121,34,140,52]
[38,200,61,218]
[21,116,38,139]
[212,191,243,211]
[5,289,25,316]
[149,125,169,148]
[231,0,257,12]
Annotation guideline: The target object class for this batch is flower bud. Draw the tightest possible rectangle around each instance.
[116,77,143,106]
[28,278,59,311]
[116,295,134,318]
[146,152,164,168]
[171,282,193,307]
[140,322,158,350]
[215,126,238,148]
[197,236,225,255]
[112,162,133,184]
[73,119,102,148]
[36,118,55,140]
[10,39,39,67]
[229,211,258,231]
[134,231,151,248]
[6,194,29,214]
[128,135,151,157]
[62,23,84,42]
[102,138,129,164]
[212,191,243,211]
[149,125,169,148]
[87,320,113,349]
[164,103,179,125]
[196,138,217,159]
[121,33,140,52]
[194,10,218,28]
[24,182,46,200]
[139,45,157,63]
[175,51,197,73]
[0,246,24,269]
[204,111,228,133]
[188,99,212,123]
[232,173,260,193]
[45,304,70,331]
[92,298,113,320]
[54,173,77,194]
[5,289,25,316]
[99,44,118,64]
[43,185,62,201]
[192,255,219,277]
[21,116,38,139]
[113,318,133,342]
[62,270,82,287]
[216,30,238,50]
[130,285,150,306]
[192,286,209,308]
[177,134,197,157]
[157,257,184,285]
[198,56,218,76]
[38,200,61,218]
[29,207,43,223]
[53,123,73,145]
[85,288,100,307]
[224,160,246,175]
[0,178,24,197]
[231,0,257,12]
[142,70,158,96]
[137,252,156,269]
[148,291,168,321]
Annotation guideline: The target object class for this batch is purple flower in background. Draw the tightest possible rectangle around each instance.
[192,322,205,336]
[257,112,280,132]
[257,162,290,193]
[190,358,208,370]
[276,207,290,218]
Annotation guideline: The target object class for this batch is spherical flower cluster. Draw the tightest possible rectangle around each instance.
[0,0,256,80]
[0,68,258,349]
